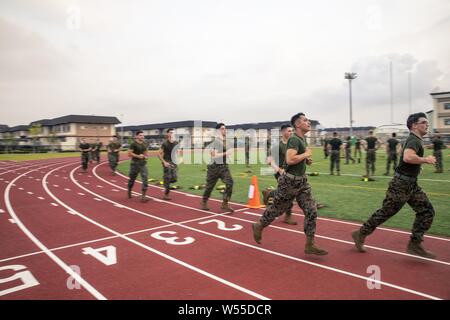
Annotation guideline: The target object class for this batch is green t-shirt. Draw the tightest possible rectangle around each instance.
[79,143,91,153]
[396,133,423,178]
[365,136,378,149]
[107,142,121,154]
[387,138,399,153]
[129,141,148,162]
[432,139,445,151]
[210,138,228,165]
[161,140,179,163]
[270,140,288,168]
[329,138,342,151]
[286,133,307,176]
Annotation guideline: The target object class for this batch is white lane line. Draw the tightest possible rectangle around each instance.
[111,189,119,192]
[113,168,450,243]
[93,198,102,202]
[67,211,77,215]
[64,188,71,191]
[35,179,41,181]
[37,197,45,200]
[9,219,16,224]
[27,192,34,195]
[78,192,85,196]
[42,163,270,300]
[87,163,444,300]
[96,185,103,188]
[4,162,106,300]
[0,209,5,214]
[53,185,59,188]
[105,166,450,263]
[51,203,59,206]
[83,182,90,185]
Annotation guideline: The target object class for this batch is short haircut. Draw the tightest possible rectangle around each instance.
[290,113,305,127]
[347,136,351,140]
[215,123,225,129]
[406,112,427,130]
[392,133,396,137]
[166,128,175,133]
[369,130,373,135]
[135,130,144,136]
[280,124,292,131]
[333,131,338,136]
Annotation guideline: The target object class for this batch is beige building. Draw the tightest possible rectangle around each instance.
[1,115,121,152]
[430,91,450,135]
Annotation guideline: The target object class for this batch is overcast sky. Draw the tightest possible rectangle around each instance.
[1,0,449,128]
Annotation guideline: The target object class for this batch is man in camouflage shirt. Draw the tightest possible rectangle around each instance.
[127,131,149,203]
[158,128,179,200]
[253,113,327,256]
[352,113,437,259]
[107,136,121,175]
[201,123,234,213]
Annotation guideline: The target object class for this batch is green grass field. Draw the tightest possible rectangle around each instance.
[0,152,80,161]
[118,147,450,237]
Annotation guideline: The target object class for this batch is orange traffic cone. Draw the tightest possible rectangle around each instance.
[247,175,265,209]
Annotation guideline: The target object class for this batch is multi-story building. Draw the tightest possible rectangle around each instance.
[429,91,450,137]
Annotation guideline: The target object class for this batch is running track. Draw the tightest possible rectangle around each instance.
[0,157,449,300]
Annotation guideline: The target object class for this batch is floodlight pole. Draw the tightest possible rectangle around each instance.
[345,72,357,137]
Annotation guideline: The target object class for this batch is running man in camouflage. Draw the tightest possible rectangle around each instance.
[127,130,149,203]
[352,113,437,259]
[159,128,179,200]
[253,112,327,256]
[79,138,92,173]
[107,136,121,175]
[200,123,234,213]
[431,133,446,173]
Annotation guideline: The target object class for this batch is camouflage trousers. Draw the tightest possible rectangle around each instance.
[81,152,90,170]
[268,173,294,215]
[366,149,376,175]
[163,163,178,194]
[434,150,443,172]
[345,148,354,164]
[108,152,119,171]
[354,147,362,161]
[386,151,398,174]
[360,175,435,242]
[128,160,148,192]
[91,151,100,163]
[202,164,233,201]
[260,174,318,237]
[330,150,340,173]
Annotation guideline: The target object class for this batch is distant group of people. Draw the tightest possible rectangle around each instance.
[322,130,446,177]
[78,136,121,173]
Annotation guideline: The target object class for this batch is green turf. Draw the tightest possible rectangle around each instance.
[117,147,450,237]
[0,152,80,161]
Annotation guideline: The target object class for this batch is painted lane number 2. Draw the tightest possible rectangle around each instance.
[198,219,243,231]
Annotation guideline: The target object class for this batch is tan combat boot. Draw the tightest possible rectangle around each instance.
[221,200,234,213]
[163,191,171,201]
[283,213,298,225]
[351,229,367,253]
[252,223,264,244]
[304,236,328,255]
[200,199,210,211]
[407,240,436,259]
[141,191,149,203]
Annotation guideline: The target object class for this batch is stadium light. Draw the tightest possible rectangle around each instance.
[344,72,357,137]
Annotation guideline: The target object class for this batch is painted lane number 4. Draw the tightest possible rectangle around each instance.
[82,246,117,266]
[0,265,39,297]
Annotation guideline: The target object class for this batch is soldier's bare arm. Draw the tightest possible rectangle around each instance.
[403,148,436,165]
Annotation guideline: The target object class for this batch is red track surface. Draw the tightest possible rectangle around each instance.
[0,157,449,300]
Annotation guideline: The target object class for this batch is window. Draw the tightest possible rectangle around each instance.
[63,125,71,132]
[445,103,450,110]
[445,118,450,126]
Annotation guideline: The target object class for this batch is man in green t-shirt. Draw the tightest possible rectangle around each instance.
[107,136,121,175]
[79,138,92,172]
[431,133,446,173]
[158,128,179,200]
[352,113,437,259]
[127,130,149,203]
[384,132,400,176]
[327,132,343,175]
[363,130,380,178]
[200,123,234,213]
[253,113,327,256]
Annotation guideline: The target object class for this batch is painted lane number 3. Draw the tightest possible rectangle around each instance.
[151,231,195,245]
